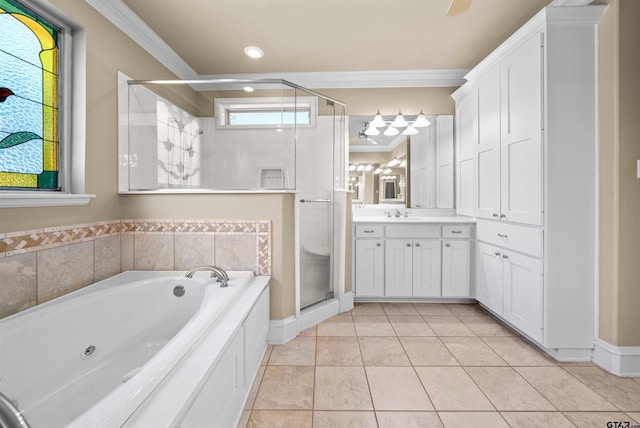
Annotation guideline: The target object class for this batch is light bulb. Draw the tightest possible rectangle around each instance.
[370,110,386,128]
[403,125,419,135]
[391,111,408,128]
[413,110,431,127]
[364,122,380,136]
[384,125,399,136]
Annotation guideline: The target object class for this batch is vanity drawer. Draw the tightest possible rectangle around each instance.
[355,224,384,238]
[442,225,471,238]
[386,224,440,238]
[476,220,543,257]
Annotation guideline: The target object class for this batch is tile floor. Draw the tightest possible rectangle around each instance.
[238,302,640,428]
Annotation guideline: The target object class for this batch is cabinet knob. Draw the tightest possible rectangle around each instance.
[364,230,374,233]
[495,251,501,256]
[492,213,499,218]
[376,242,382,247]
[497,233,508,238]
[445,243,451,247]
[451,230,462,234]
[415,243,421,247]
[406,243,412,247]
[502,254,509,259]
[500,214,506,219]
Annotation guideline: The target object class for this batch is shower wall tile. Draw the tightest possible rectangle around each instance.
[134,233,175,270]
[94,235,122,282]
[174,233,215,271]
[215,234,257,272]
[37,241,95,304]
[121,233,134,271]
[0,253,37,318]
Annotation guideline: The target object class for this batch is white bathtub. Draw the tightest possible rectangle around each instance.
[0,270,270,428]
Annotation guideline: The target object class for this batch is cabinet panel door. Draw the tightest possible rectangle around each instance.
[385,240,414,297]
[456,90,477,162]
[412,239,442,297]
[437,115,455,209]
[355,239,385,297]
[475,242,504,315]
[442,240,471,297]
[500,34,543,226]
[503,251,543,343]
[475,66,502,220]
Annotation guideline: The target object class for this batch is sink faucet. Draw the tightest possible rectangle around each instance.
[395,209,402,217]
[185,265,229,287]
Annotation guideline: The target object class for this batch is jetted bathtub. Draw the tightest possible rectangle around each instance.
[0,270,270,428]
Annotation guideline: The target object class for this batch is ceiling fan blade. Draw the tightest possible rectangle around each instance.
[447,0,471,16]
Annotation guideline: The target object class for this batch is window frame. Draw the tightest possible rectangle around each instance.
[214,97,318,129]
[0,0,93,208]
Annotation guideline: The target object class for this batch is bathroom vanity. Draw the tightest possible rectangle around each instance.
[353,214,475,300]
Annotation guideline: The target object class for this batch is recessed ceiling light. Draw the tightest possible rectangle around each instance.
[243,86,254,92]
[244,46,264,59]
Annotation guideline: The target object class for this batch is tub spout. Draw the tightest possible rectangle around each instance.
[0,392,30,428]
[185,266,229,287]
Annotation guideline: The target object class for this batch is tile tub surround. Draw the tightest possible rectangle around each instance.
[240,302,640,428]
[0,219,271,318]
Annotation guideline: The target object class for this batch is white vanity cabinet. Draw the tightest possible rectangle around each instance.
[353,221,473,300]
[454,6,605,358]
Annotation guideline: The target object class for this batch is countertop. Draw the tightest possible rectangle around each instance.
[352,216,476,224]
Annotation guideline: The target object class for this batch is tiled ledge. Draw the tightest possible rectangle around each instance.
[0,219,272,319]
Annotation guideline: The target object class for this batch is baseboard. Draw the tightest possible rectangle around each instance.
[267,316,298,345]
[340,291,354,313]
[299,299,340,332]
[592,339,640,377]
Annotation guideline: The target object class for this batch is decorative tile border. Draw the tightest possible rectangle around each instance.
[1,219,272,275]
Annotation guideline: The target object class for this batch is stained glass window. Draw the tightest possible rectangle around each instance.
[0,0,59,190]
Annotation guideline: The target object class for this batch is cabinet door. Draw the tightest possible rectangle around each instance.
[500,33,543,226]
[355,239,385,297]
[475,242,504,315]
[442,240,471,297]
[455,90,477,216]
[437,115,454,209]
[412,239,442,297]
[502,251,543,343]
[475,66,502,220]
[385,239,413,297]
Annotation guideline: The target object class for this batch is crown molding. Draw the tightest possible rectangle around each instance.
[84,0,198,80]
[549,0,592,5]
[199,70,468,89]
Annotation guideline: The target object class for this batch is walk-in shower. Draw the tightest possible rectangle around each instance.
[118,75,348,316]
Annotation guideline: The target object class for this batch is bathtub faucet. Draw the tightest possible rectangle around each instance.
[185,265,229,287]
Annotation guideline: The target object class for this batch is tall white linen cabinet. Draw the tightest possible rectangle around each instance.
[453,6,606,360]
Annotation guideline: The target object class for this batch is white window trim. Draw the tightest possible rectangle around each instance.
[0,0,94,208]
[214,97,318,129]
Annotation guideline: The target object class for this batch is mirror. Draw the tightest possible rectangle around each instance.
[349,115,454,208]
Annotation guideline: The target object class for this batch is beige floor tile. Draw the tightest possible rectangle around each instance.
[253,366,315,410]
[359,337,411,366]
[261,345,273,365]
[400,337,459,366]
[413,303,454,316]
[459,316,516,336]
[627,412,640,422]
[444,303,486,316]
[500,412,575,428]
[245,365,266,410]
[564,412,636,428]
[423,316,476,336]
[316,316,356,336]
[237,410,250,428]
[268,336,316,366]
[415,367,494,411]
[466,367,556,411]
[366,367,434,411]
[299,326,317,336]
[558,361,597,367]
[441,337,507,366]
[350,302,386,316]
[353,315,397,336]
[482,336,556,366]
[313,411,378,428]
[635,378,640,385]
[388,315,436,336]
[316,336,363,366]
[381,302,420,316]
[515,367,618,411]
[565,366,640,411]
[376,411,444,428]
[247,410,313,428]
[437,412,510,428]
[314,366,373,410]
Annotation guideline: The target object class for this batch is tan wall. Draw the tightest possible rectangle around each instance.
[596,0,640,346]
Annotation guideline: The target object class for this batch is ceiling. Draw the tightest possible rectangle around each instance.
[121,0,552,75]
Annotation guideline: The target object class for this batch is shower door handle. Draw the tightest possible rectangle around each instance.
[299,199,331,203]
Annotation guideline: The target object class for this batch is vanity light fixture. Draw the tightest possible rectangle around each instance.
[387,158,400,167]
[364,164,374,171]
[370,110,386,128]
[383,168,393,174]
[399,159,407,168]
[383,125,399,136]
[348,164,357,171]
[364,122,380,136]
[244,46,264,59]
[413,110,431,127]
[390,110,408,128]
[403,125,419,135]
[356,164,366,172]
[373,167,383,175]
